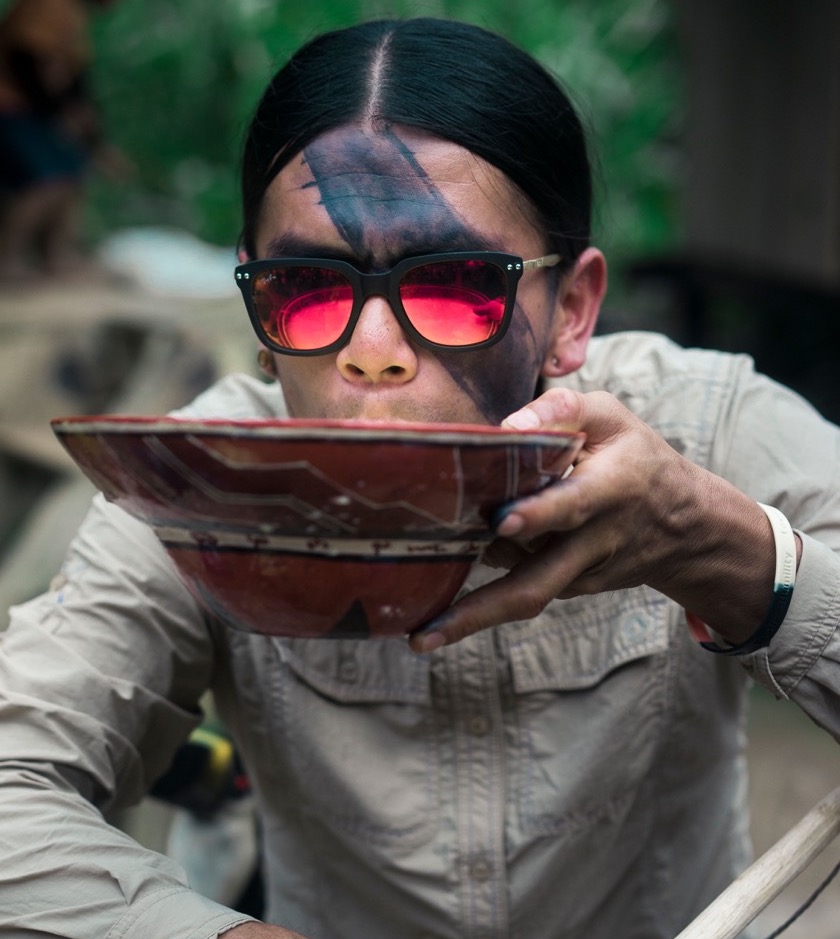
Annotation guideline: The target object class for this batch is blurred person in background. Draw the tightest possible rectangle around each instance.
[0,17,839,939]
[0,0,126,278]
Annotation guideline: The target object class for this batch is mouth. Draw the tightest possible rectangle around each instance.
[315,398,487,427]
[336,405,449,424]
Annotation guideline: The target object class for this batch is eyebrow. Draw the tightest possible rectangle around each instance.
[261,234,356,260]
[260,228,507,263]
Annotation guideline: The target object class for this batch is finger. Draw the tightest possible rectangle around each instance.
[496,392,648,541]
[495,473,595,540]
[501,386,586,432]
[481,537,533,570]
[502,388,628,447]
[408,541,581,653]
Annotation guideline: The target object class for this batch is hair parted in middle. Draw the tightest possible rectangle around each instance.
[240,18,592,265]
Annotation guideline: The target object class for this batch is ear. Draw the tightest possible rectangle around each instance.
[237,247,250,263]
[257,345,277,379]
[541,247,607,378]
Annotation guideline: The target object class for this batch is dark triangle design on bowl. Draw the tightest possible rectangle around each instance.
[328,598,372,639]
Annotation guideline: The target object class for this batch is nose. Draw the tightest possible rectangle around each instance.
[336,296,418,384]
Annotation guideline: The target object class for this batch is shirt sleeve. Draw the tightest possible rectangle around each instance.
[710,362,840,742]
[0,493,254,938]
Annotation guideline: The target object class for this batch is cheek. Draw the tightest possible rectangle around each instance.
[273,361,325,417]
[435,306,545,424]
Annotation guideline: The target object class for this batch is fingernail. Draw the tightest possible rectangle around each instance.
[495,512,524,537]
[503,407,541,431]
[490,502,515,531]
[410,615,448,653]
[490,502,526,536]
[415,630,446,653]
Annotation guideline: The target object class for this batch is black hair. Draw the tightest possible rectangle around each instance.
[240,18,592,263]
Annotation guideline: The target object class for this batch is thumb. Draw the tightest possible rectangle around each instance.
[501,387,586,432]
[505,389,633,453]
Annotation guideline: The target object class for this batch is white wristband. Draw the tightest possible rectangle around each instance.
[690,502,797,656]
[757,502,797,598]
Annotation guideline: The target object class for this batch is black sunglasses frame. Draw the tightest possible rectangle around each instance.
[234,251,533,356]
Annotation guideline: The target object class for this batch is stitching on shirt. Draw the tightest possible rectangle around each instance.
[506,593,671,691]
[188,912,257,939]
[760,552,840,697]
[104,886,195,939]
[274,643,441,847]
[515,660,669,833]
[275,639,431,703]
[584,343,736,471]
[510,633,667,691]
[646,613,686,930]
[747,648,785,697]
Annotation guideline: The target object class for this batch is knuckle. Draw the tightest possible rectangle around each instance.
[538,386,583,425]
[544,386,572,407]
[441,622,475,645]
[483,540,527,570]
[562,483,594,529]
[437,602,495,645]
[591,389,621,413]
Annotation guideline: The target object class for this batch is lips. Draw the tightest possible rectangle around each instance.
[300,392,487,427]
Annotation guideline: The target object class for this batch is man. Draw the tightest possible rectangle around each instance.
[1,18,838,939]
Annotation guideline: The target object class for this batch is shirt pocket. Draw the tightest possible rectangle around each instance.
[270,637,440,850]
[501,588,672,837]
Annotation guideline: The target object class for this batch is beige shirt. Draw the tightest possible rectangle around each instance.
[1,331,839,939]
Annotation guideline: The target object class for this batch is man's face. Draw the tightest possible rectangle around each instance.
[253,124,564,425]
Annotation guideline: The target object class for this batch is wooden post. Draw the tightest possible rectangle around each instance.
[674,786,840,939]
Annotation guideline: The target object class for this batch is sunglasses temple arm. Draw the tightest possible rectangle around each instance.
[522,253,562,271]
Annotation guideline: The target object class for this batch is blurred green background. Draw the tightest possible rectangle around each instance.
[73,0,683,281]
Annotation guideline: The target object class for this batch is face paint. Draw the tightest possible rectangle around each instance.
[435,306,544,424]
[256,125,561,424]
[302,127,480,264]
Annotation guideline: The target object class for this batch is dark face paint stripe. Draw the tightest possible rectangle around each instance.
[302,127,477,263]
[301,128,547,423]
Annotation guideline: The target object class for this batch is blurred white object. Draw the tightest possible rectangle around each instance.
[166,796,259,907]
[97,227,238,299]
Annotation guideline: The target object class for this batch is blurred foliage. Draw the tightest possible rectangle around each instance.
[81,0,683,277]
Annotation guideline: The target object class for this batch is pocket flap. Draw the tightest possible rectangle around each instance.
[503,588,671,692]
[274,636,432,704]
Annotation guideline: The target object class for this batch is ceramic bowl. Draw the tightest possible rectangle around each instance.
[51,415,584,639]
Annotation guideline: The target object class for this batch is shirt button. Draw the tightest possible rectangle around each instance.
[468,715,489,736]
[338,660,358,682]
[470,856,493,882]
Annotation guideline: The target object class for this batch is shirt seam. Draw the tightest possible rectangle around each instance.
[104,885,249,939]
[760,563,840,696]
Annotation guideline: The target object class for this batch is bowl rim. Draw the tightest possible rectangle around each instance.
[50,414,585,448]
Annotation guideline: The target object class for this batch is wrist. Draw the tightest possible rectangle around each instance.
[648,471,774,637]
[686,503,799,655]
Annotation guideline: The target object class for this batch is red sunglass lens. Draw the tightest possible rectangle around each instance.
[251,267,353,350]
[400,260,507,345]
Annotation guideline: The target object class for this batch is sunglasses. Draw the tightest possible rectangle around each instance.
[234,251,562,356]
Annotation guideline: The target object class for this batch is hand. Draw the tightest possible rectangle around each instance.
[223,922,310,938]
[408,387,776,652]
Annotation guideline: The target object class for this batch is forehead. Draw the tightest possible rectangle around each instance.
[254,124,541,261]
